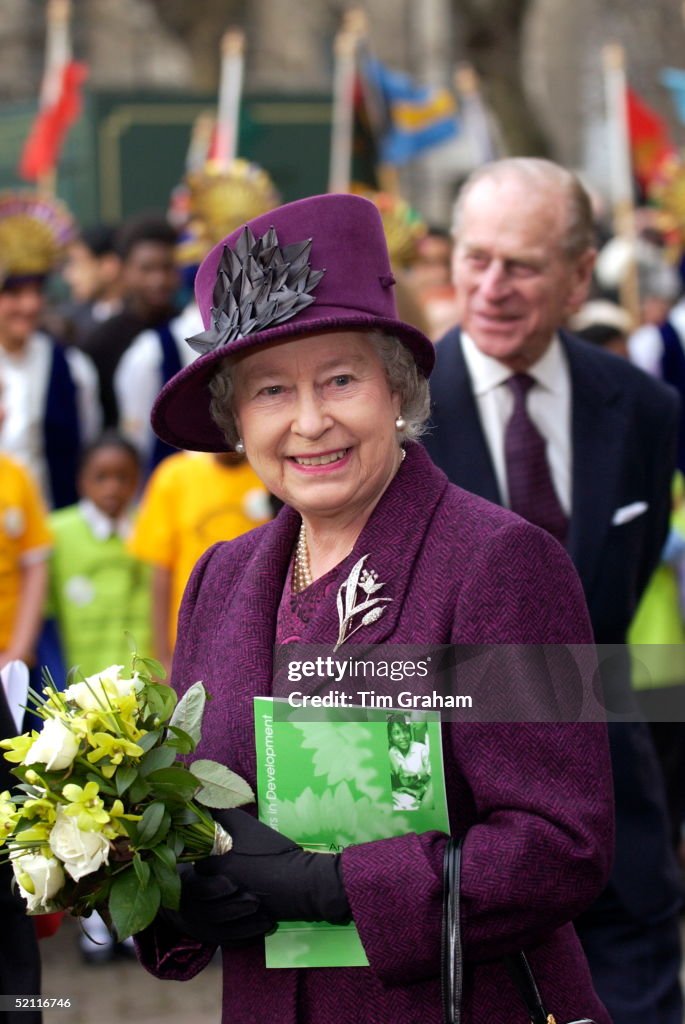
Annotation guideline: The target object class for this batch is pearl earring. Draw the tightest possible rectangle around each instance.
[395,416,406,432]
[235,439,246,455]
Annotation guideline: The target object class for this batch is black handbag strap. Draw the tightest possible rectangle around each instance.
[441,836,596,1024]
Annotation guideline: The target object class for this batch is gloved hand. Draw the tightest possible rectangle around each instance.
[159,859,276,946]
[208,808,352,924]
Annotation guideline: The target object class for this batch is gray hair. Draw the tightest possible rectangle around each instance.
[208,331,431,448]
[452,158,596,261]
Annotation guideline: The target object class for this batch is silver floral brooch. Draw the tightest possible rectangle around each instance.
[334,555,392,651]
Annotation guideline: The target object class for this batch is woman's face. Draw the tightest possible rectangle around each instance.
[389,722,411,752]
[231,331,402,527]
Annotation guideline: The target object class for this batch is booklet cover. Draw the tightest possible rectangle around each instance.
[253,696,450,968]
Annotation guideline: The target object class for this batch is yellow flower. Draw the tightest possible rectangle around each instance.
[0,732,37,763]
[15,822,53,845]
[61,781,110,832]
[23,796,58,825]
[0,791,19,847]
[85,732,144,777]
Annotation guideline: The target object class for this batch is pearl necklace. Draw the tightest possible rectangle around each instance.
[293,522,313,593]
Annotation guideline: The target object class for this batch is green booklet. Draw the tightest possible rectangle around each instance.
[253,696,450,968]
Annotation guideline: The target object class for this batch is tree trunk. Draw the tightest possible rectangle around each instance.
[453,0,551,156]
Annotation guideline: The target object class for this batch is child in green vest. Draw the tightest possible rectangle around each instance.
[47,431,152,964]
[48,432,152,679]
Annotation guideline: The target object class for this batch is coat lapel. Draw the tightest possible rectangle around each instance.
[429,329,501,504]
[564,333,627,592]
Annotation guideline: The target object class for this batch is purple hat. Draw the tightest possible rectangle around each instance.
[151,193,435,453]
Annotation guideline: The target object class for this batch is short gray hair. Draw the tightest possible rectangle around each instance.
[452,158,596,261]
[208,331,431,447]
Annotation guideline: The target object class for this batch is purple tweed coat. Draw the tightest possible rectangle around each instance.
[137,444,613,1024]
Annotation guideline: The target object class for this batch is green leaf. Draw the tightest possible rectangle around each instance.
[115,764,137,797]
[166,726,196,755]
[171,806,202,826]
[139,746,178,777]
[146,766,200,803]
[152,844,177,871]
[136,803,170,848]
[134,655,168,681]
[128,777,152,804]
[168,830,184,857]
[151,849,180,910]
[145,684,177,723]
[190,759,255,809]
[136,731,162,754]
[169,682,206,745]
[133,853,151,888]
[109,868,161,941]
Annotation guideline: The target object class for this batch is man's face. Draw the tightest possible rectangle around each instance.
[0,280,44,352]
[122,241,179,317]
[452,176,594,371]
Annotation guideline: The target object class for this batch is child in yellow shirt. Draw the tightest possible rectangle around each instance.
[129,451,271,671]
[0,454,52,670]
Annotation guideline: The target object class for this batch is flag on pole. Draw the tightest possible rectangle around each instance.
[661,68,685,123]
[18,0,87,183]
[361,57,458,166]
[626,86,676,192]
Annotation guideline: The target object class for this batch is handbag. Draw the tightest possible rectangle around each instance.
[441,837,597,1024]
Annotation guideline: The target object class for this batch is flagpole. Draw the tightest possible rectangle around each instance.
[328,9,367,194]
[185,113,215,173]
[214,29,245,169]
[39,0,72,197]
[602,43,640,324]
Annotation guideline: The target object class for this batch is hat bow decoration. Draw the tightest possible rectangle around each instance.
[187,224,326,356]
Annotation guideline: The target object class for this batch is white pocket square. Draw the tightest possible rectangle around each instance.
[611,501,648,526]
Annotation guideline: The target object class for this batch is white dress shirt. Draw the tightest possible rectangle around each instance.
[114,302,203,463]
[460,332,572,512]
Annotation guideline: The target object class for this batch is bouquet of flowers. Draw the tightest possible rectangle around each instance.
[0,658,253,941]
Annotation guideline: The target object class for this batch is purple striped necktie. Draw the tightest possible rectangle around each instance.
[504,373,569,545]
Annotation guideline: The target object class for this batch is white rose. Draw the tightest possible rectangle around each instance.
[66,665,137,711]
[25,717,79,771]
[11,852,65,912]
[49,808,110,881]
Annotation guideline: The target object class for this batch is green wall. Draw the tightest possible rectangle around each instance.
[0,91,334,226]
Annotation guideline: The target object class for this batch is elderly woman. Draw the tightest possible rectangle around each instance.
[137,194,613,1023]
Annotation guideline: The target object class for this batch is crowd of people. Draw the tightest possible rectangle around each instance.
[0,155,684,1023]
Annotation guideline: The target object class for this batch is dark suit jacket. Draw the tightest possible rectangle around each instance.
[424,326,684,921]
[0,686,41,1024]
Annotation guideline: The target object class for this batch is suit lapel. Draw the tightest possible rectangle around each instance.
[430,329,501,504]
[564,333,627,591]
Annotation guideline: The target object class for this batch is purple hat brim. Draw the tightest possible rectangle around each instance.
[151,313,435,453]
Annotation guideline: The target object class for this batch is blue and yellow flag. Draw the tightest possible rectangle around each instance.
[362,57,459,166]
[661,68,685,124]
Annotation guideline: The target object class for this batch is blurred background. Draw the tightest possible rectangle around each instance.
[1,0,685,227]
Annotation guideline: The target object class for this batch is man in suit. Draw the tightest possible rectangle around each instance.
[424,157,683,1024]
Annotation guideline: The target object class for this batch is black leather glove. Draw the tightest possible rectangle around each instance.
[209,808,351,925]
[159,859,276,946]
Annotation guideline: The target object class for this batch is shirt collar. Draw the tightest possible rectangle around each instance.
[79,499,133,541]
[461,331,567,395]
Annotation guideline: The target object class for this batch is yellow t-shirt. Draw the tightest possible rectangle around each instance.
[128,452,271,647]
[0,455,52,651]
